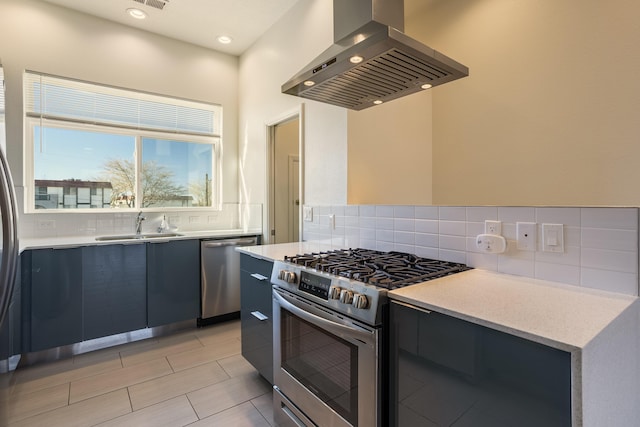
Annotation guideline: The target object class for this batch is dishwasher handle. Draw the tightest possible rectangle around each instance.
[202,238,257,248]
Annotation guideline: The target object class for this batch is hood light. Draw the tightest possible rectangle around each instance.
[127,8,147,19]
[421,83,433,90]
[303,80,315,87]
[373,100,383,105]
[217,35,232,44]
[350,55,364,64]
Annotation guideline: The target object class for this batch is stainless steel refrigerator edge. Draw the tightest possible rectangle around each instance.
[200,237,257,322]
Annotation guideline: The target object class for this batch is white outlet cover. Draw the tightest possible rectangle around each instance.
[542,223,564,253]
[516,222,536,251]
[303,206,313,222]
[484,220,502,235]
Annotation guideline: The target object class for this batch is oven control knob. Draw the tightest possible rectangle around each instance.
[352,293,369,309]
[339,289,354,304]
[278,270,297,283]
[328,286,342,299]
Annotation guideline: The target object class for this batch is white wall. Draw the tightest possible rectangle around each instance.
[238,0,348,240]
[0,0,240,234]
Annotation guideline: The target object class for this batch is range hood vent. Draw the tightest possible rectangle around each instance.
[282,0,468,110]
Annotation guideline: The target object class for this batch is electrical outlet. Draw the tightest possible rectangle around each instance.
[303,206,313,222]
[516,222,536,251]
[485,220,502,235]
[476,233,507,253]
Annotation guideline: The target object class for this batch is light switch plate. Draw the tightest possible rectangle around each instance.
[542,223,564,253]
[303,206,313,222]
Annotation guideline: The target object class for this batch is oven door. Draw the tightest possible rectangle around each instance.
[272,287,380,427]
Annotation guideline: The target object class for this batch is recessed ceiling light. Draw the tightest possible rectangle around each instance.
[373,100,383,105]
[350,55,364,64]
[217,35,232,44]
[127,8,147,19]
[303,80,315,87]
[421,83,433,90]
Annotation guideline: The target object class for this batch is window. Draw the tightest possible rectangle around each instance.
[24,71,221,211]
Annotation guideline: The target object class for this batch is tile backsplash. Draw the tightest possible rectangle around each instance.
[303,205,640,297]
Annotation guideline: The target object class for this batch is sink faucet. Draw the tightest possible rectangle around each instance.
[135,211,145,235]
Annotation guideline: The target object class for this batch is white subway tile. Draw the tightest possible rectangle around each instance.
[581,208,638,230]
[466,206,498,222]
[395,243,415,254]
[466,222,484,237]
[580,268,639,296]
[345,216,359,227]
[415,219,438,234]
[360,228,376,240]
[359,205,376,217]
[395,231,415,245]
[439,249,466,264]
[345,235,360,248]
[581,248,637,274]
[376,205,395,217]
[376,229,394,243]
[535,207,580,226]
[376,241,395,252]
[415,233,438,248]
[564,226,581,248]
[439,207,466,221]
[318,206,332,216]
[581,228,637,251]
[394,206,415,218]
[360,239,377,250]
[331,206,345,216]
[415,206,439,220]
[345,205,359,217]
[394,218,415,232]
[498,207,535,223]
[376,218,394,230]
[466,252,498,271]
[498,255,535,277]
[414,246,439,259]
[535,262,580,285]
[440,235,466,251]
[439,220,466,236]
[331,236,345,247]
[535,245,580,266]
[359,217,376,229]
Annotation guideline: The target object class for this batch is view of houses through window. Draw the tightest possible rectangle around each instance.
[25,72,220,211]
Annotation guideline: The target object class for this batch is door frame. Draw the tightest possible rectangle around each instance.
[265,104,304,244]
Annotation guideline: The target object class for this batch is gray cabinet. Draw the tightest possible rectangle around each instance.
[147,239,200,327]
[23,248,83,352]
[389,301,571,427]
[82,244,147,340]
[240,254,273,383]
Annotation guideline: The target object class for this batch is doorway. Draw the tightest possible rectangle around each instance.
[268,110,303,244]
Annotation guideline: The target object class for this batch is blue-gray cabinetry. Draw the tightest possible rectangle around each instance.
[389,300,571,427]
[240,253,274,383]
[82,244,147,340]
[22,248,83,352]
[146,239,200,327]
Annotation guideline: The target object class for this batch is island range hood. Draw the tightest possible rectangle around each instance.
[282,0,469,111]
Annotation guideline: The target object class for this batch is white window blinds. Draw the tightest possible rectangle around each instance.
[24,71,221,137]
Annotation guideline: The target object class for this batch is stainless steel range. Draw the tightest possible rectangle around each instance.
[271,248,470,427]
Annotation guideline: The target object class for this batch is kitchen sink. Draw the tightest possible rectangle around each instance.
[95,232,183,241]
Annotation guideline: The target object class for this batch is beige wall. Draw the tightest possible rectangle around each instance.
[0,0,239,203]
[413,0,640,206]
[347,0,640,206]
[347,91,433,204]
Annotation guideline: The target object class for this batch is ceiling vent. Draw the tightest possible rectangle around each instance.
[132,0,169,11]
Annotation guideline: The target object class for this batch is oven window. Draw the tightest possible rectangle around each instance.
[281,309,358,425]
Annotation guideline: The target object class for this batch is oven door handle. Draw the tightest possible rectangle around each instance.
[273,289,374,344]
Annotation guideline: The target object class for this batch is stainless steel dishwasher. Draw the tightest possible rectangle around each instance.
[199,237,258,325]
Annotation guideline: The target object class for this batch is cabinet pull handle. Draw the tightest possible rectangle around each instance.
[250,273,268,281]
[251,311,268,321]
[392,300,432,315]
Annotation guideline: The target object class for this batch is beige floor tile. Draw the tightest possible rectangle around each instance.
[9,388,131,427]
[7,383,70,423]
[167,337,241,372]
[128,360,229,410]
[69,357,172,404]
[187,372,271,419]
[95,395,198,427]
[189,401,272,427]
[218,354,257,378]
[251,392,277,426]
[12,354,123,396]
[195,320,241,346]
[120,333,203,367]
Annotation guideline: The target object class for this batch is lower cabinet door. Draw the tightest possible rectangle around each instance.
[28,248,83,352]
[147,240,200,327]
[82,244,147,340]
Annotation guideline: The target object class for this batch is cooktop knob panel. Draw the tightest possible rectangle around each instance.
[339,289,354,304]
[328,286,342,299]
[278,270,297,283]
[352,293,369,309]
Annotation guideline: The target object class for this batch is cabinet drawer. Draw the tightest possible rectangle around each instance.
[241,305,273,384]
[240,254,273,279]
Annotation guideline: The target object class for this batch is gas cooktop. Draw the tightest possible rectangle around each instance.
[284,248,470,290]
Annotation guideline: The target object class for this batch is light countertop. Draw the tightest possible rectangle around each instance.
[235,241,342,262]
[20,229,262,251]
[388,269,637,351]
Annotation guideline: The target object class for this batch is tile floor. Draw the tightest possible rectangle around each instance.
[0,320,275,427]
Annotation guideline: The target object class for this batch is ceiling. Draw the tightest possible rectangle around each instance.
[39,0,300,56]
